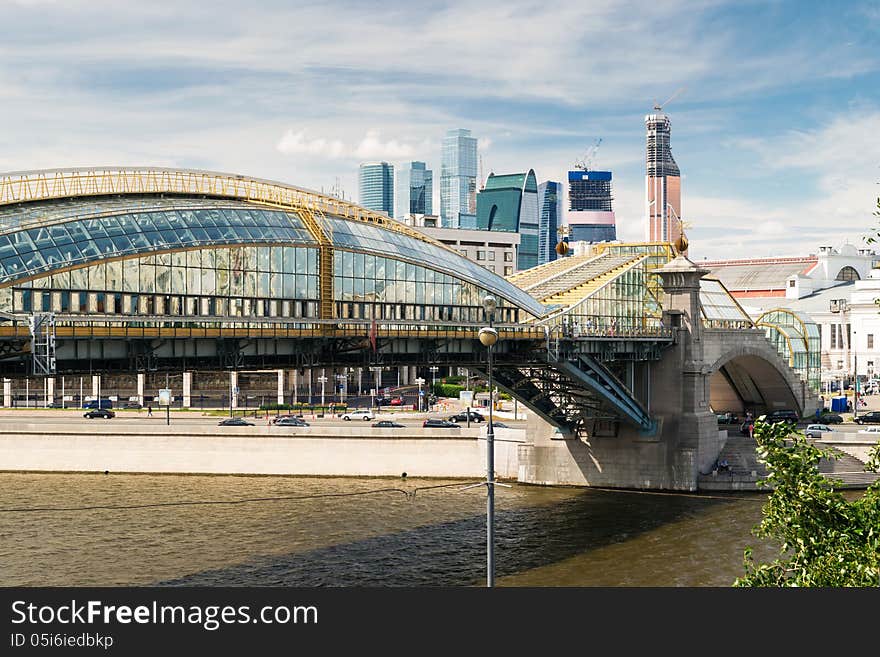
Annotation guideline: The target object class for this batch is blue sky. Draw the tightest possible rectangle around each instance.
[0,0,878,260]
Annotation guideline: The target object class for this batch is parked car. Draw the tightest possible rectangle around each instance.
[805,424,832,438]
[716,412,738,424]
[857,426,880,435]
[491,422,510,429]
[218,417,254,426]
[423,418,461,429]
[449,410,485,423]
[83,409,115,419]
[763,410,800,424]
[275,417,310,427]
[372,420,405,428]
[83,399,113,410]
[389,397,404,406]
[819,413,843,424]
[340,409,375,421]
[854,411,880,425]
[122,401,142,409]
[47,401,65,408]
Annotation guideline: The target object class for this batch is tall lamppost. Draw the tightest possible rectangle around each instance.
[415,377,425,412]
[429,366,439,409]
[318,372,327,413]
[478,294,500,587]
[337,373,347,407]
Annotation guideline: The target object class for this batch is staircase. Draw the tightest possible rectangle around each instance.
[541,256,645,308]
[526,254,637,302]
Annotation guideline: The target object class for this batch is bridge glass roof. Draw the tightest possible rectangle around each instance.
[325,217,546,316]
[699,278,753,326]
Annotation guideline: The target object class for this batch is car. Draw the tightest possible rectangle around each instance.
[84,409,115,419]
[716,412,738,424]
[389,397,404,406]
[340,409,375,421]
[122,401,143,409]
[449,411,485,423]
[854,411,880,425]
[805,424,832,438]
[46,401,65,408]
[372,420,405,428]
[218,417,254,426]
[819,413,843,424]
[857,426,880,435]
[275,417,310,427]
[490,422,510,429]
[423,418,461,428]
[763,410,800,424]
[83,399,113,410]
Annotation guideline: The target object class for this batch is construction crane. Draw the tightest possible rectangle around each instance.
[653,86,686,112]
[574,137,602,171]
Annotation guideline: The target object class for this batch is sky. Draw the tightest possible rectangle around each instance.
[0,0,878,261]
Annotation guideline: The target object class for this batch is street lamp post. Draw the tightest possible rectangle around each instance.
[337,373,347,408]
[415,377,425,412]
[478,295,500,588]
[318,372,327,414]
[429,366,438,408]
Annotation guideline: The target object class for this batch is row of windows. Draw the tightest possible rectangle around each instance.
[336,301,519,323]
[0,208,314,282]
[13,247,321,301]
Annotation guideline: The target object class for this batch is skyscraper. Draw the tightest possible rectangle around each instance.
[440,128,478,228]
[358,162,394,217]
[395,161,433,219]
[537,181,562,265]
[644,112,682,243]
[567,170,617,243]
[475,170,539,270]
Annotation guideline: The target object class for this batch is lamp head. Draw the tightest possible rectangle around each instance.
[481,295,498,316]
[479,326,499,347]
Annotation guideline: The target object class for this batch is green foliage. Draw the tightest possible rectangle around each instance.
[734,420,880,587]
[433,383,465,397]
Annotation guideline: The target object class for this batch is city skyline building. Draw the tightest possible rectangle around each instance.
[440,128,478,228]
[644,112,682,243]
[475,170,539,270]
[567,170,617,244]
[358,161,394,217]
[537,180,563,265]
[395,161,433,220]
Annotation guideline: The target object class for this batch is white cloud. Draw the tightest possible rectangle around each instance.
[353,131,415,160]
[276,130,346,159]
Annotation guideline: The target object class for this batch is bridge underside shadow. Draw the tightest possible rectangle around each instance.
[710,355,801,417]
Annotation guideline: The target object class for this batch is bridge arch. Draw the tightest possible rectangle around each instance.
[707,341,807,418]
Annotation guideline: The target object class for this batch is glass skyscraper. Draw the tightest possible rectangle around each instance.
[395,161,433,219]
[537,181,562,265]
[440,128,477,228]
[358,162,394,217]
[475,170,540,271]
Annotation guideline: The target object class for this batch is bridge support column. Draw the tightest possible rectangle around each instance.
[92,375,100,399]
[276,369,284,406]
[230,372,239,409]
[290,369,298,404]
[3,379,10,407]
[182,372,192,408]
[47,377,55,405]
[137,373,145,406]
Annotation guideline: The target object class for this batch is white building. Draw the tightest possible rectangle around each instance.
[406,221,520,277]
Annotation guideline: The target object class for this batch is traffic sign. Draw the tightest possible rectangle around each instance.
[158,388,172,406]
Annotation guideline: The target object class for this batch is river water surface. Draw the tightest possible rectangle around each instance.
[0,472,780,587]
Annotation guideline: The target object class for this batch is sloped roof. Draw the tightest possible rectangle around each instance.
[702,256,818,291]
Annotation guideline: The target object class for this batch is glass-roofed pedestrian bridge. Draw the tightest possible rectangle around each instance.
[0,167,818,446]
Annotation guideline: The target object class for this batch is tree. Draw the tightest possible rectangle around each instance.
[734,420,880,586]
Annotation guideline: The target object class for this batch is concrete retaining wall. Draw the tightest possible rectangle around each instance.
[0,426,525,479]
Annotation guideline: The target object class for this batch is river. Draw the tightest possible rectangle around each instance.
[0,472,781,587]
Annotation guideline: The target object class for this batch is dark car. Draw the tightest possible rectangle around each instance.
[372,420,405,428]
[491,422,510,429]
[423,418,461,429]
[83,409,115,419]
[83,399,114,410]
[218,417,254,426]
[275,417,310,427]
[123,401,143,409]
[854,411,880,425]
[819,413,843,424]
[449,411,485,423]
[716,412,738,424]
[764,410,800,424]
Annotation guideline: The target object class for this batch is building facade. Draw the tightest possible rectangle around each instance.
[537,181,562,265]
[567,170,617,244]
[358,162,394,217]
[395,161,433,220]
[644,113,682,244]
[440,128,477,228]
[475,170,539,271]
[412,226,520,277]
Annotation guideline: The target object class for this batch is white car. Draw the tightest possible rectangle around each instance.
[340,409,375,421]
[805,424,831,438]
[857,426,880,435]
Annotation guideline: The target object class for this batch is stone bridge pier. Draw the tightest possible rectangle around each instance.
[518,254,820,491]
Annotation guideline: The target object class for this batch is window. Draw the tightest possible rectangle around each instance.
[504,252,513,262]
[869,334,874,350]
[830,325,837,349]
[476,250,485,261]
[789,279,796,287]
[504,266,513,276]
[488,252,495,261]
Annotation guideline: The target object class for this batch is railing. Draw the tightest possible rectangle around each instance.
[538,313,674,341]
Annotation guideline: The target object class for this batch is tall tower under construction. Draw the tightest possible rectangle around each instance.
[644,112,682,244]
